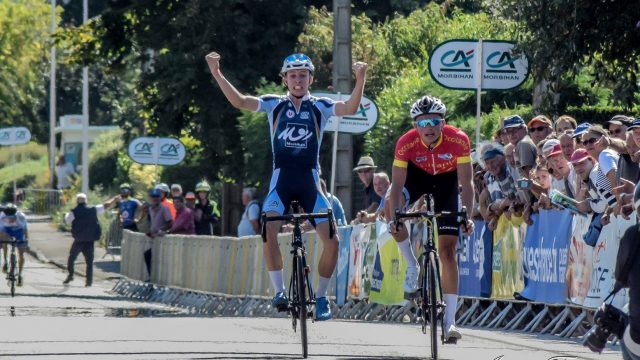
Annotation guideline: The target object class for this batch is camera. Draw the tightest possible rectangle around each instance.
[516,179,531,190]
[583,303,628,353]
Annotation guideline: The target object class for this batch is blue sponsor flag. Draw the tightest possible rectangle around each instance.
[335,227,352,306]
[458,220,492,297]
[519,209,572,303]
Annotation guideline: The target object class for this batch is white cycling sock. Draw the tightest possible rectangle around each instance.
[269,270,285,294]
[316,276,331,298]
[397,238,418,268]
[444,293,458,327]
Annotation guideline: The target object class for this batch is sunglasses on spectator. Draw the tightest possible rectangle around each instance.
[415,118,443,127]
[609,128,623,135]
[357,169,373,174]
[504,127,523,134]
[528,126,548,133]
[582,136,601,146]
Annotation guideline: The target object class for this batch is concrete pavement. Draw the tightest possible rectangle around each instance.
[26,221,121,282]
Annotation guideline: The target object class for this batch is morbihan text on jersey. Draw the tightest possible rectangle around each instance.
[257,93,335,169]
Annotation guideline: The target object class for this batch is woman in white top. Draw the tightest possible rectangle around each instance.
[580,126,619,222]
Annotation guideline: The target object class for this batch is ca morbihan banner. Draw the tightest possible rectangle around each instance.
[519,209,572,304]
[312,92,378,134]
[429,40,529,90]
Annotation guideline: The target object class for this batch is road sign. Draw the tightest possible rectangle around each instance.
[128,137,186,166]
[0,127,32,146]
[429,40,529,90]
[312,92,378,134]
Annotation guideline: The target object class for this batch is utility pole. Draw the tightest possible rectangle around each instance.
[49,0,57,189]
[332,0,354,219]
[81,0,89,194]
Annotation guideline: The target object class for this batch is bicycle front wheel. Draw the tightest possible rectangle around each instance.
[427,251,439,360]
[9,253,16,297]
[296,250,308,358]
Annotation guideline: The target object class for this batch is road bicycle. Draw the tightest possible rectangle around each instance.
[0,237,18,297]
[394,195,467,360]
[262,201,334,359]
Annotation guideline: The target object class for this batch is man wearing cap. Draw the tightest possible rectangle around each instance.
[171,184,183,198]
[143,188,173,280]
[185,192,197,210]
[481,143,522,221]
[63,193,106,287]
[629,118,640,150]
[354,156,381,214]
[528,115,553,145]
[573,122,592,141]
[605,115,632,141]
[502,115,538,179]
[155,183,176,220]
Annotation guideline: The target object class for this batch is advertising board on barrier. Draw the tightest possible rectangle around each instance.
[567,215,592,305]
[458,219,492,298]
[491,215,525,299]
[519,209,572,304]
[583,214,634,309]
[347,224,370,299]
[335,227,352,306]
[368,221,407,305]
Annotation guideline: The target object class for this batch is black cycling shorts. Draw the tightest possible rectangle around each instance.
[404,162,460,236]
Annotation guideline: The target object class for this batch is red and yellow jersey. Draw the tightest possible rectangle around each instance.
[393,125,471,175]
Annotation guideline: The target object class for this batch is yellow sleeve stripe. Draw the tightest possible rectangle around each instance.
[393,159,408,168]
[457,155,471,164]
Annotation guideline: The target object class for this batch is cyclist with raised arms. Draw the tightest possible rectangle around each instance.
[206,51,368,321]
[389,95,475,342]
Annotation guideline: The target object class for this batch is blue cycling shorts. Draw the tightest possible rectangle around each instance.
[262,167,330,225]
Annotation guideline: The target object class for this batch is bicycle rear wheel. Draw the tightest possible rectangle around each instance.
[9,252,16,297]
[427,251,439,360]
[296,250,308,358]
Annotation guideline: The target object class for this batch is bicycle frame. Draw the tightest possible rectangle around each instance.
[394,195,468,359]
[0,237,18,297]
[261,201,335,359]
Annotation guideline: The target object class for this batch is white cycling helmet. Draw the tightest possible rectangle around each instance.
[280,53,315,75]
[410,95,447,119]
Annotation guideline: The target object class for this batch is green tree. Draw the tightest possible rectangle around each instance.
[499,0,640,111]
[0,0,53,142]
[65,0,309,185]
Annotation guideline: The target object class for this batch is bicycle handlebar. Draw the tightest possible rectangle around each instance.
[394,208,468,222]
[261,209,335,243]
[262,211,333,223]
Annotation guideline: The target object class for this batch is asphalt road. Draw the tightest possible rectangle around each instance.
[0,253,623,360]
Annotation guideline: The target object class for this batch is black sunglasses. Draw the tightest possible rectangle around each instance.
[528,126,548,133]
[582,136,601,146]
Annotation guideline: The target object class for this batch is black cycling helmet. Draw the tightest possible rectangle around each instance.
[410,95,447,120]
[2,203,17,216]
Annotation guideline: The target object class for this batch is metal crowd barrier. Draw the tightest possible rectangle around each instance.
[103,214,123,259]
[121,230,337,297]
[111,278,597,341]
[17,188,64,215]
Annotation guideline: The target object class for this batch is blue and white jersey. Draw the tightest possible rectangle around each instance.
[257,93,336,169]
[0,212,27,242]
